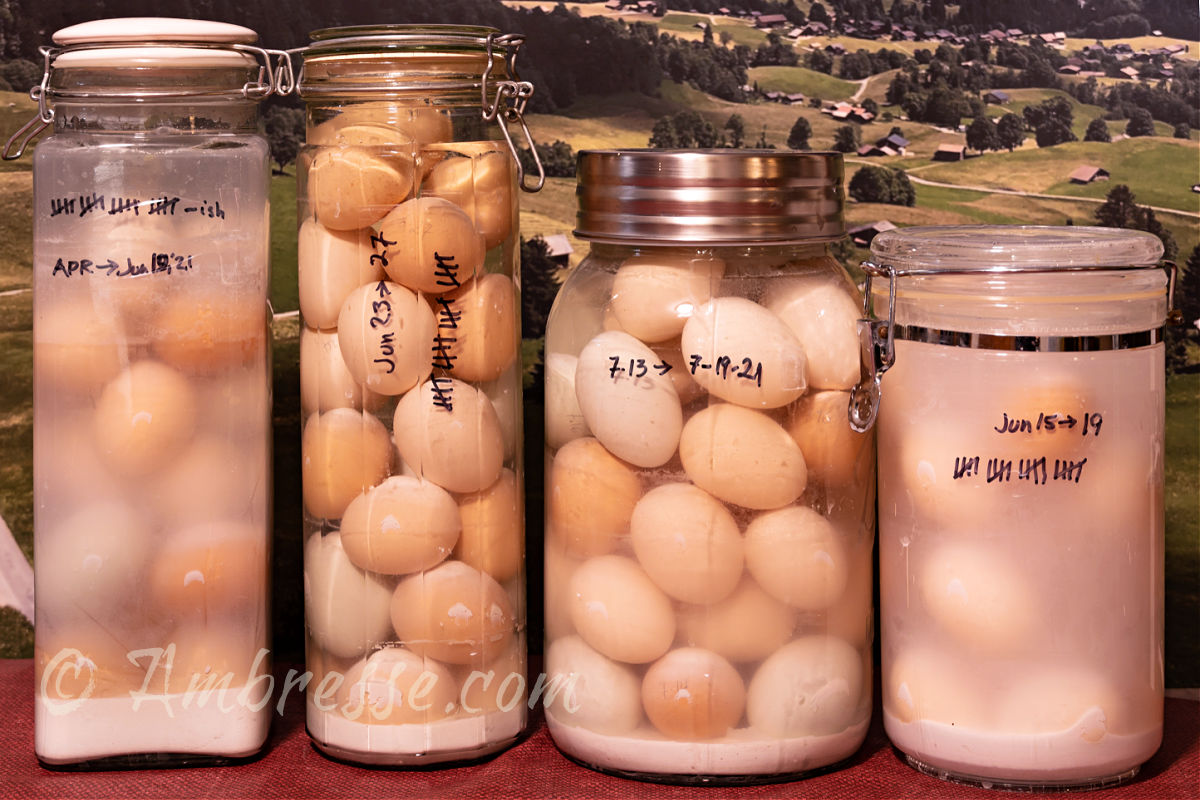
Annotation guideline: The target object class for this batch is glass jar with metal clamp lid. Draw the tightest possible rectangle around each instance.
[862,225,1175,791]
[3,17,292,768]
[294,25,542,767]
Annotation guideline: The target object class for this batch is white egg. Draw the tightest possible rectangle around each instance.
[545,635,642,735]
[300,326,384,415]
[918,541,1037,652]
[680,296,807,409]
[568,555,675,664]
[746,635,863,737]
[36,501,151,614]
[544,353,591,450]
[338,646,459,725]
[608,253,725,344]
[745,506,848,610]
[297,220,382,331]
[337,280,435,396]
[630,483,744,605]
[574,330,682,468]
[304,532,395,660]
[764,276,862,391]
[392,377,505,494]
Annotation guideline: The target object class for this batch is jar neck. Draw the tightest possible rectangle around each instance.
[51,100,260,134]
[587,241,833,261]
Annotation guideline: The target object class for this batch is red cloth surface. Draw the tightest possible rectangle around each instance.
[1,659,1195,800]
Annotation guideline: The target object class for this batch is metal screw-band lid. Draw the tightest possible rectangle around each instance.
[574,149,845,245]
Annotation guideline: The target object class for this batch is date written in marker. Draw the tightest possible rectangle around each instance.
[686,354,763,387]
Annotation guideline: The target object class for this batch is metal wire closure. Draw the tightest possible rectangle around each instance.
[2,42,293,160]
[482,32,544,193]
[847,259,1179,433]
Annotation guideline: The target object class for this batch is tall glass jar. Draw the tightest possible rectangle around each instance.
[295,25,541,766]
[868,226,1169,790]
[543,150,876,783]
[6,18,283,767]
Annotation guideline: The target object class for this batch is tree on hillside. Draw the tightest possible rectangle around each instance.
[725,114,746,148]
[966,116,999,153]
[1180,245,1200,329]
[521,236,560,343]
[1125,108,1156,137]
[1174,122,1192,140]
[833,124,860,153]
[1035,119,1076,147]
[849,166,916,206]
[996,113,1026,151]
[862,98,879,118]
[1094,184,1178,262]
[1084,117,1111,143]
[787,116,812,150]
[263,105,304,174]
[519,140,576,178]
[754,125,775,149]
[808,1,830,25]
[649,116,679,148]
[808,49,833,75]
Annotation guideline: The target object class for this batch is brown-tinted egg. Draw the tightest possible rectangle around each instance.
[547,437,641,558]
[430,273,518,382]
[677,576,798,663]
[301,408,392,520]
[568,555,675,664]
[376,197,485,295]
[422,144,516,251]
[93,360,197,476]
[307,146,414,231]
[150,520,264,618]
[390,561,514,665]
[744,505,848,610]
[35,297,126,395]
[454,469,524,583]
[785,390,871,488]
[152,291,266,377]
[340,475,461,575]
[641,647,746,740]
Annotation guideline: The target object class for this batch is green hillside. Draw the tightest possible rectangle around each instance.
[748,66,859,101]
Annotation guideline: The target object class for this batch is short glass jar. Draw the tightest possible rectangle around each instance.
[8,17,283,767]
[294,25,539,766]
[543,150,876,783]
[868,225,1169,790]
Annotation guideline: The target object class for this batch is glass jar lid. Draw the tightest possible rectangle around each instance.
[574,149,845,245]
[870,224,1164,271]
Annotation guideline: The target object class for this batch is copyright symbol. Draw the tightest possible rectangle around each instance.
[40,648,96,715]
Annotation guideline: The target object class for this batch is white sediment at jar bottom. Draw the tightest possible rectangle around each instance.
[35,694,270,763]
[883,710,1162,784]
[545,710,869,777]
[306,696,524,764]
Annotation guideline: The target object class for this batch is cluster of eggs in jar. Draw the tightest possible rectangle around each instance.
[544,249,876,744]
[297,103,525,725]
[878,352,1159,742]
[34,232,272,699]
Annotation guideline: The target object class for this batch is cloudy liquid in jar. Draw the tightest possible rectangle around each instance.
[32,133,272,764]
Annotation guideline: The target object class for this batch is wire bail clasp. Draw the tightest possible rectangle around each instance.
[3,46,56,160]
[482,32,544,193]
[849,260,897,433]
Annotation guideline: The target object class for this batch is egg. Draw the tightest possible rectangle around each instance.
[33,418,125,514]
[311,104,452,151]
[36,501,151,613]
[392,377,505,493]
[338,646,459,724]
[885,421,999,531]
[746,635,862,737]
[301,408,392,520]
[36,627,148,700]
[430,273,518,382]
[314,122,417,169]
[164,624,268,695]
[630,483,743,605]
[764,276,862,391]
[547,437,641,558]
[679,404,808,510]
[307,146,413,230]
[677,576,798,663]
[376,197,485,295]
[339,476,460,576]
[568,555,675,664]
[544,539,583,640]
[337,280,434,396]
[300,326,385,416]
[152,290,266,377]
[93,360,197,476]
[786,390,871,488]
[422,144,516,250]
[745,506,848,610]
[304,532,396,660]
[35,297,126,395]
[885,646,988,727]
[150,520,264,618]
[651,340,704,404]
[390,560,514,664]
[481,367,521,462]
[642,647,746,740]
[544,634,643,734]
[297,220,382,330]
[680,297,807,409]
[818,541,874,647]
[457,638,527,714]
[545,353,591,450]
[919,542,1037,653]
[149,435,266,526]
[997,666,1130,740]
[574,330,683,468]
[608,253,725,344]
[453,469,523,583]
